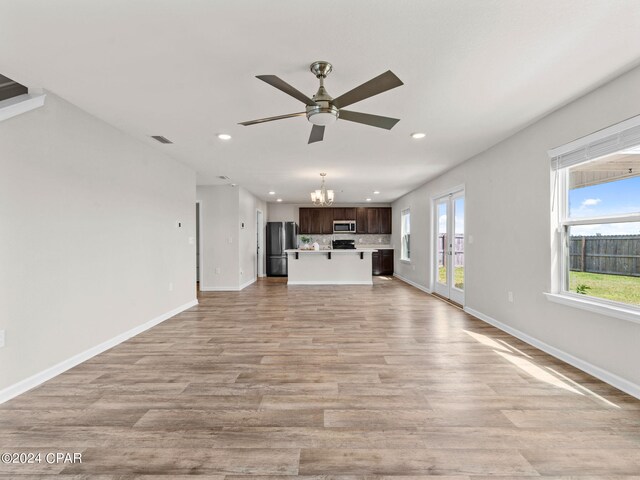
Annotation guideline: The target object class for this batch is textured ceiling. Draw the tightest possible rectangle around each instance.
[2,0,640,203]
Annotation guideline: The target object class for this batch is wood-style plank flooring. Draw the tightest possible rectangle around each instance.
[1,277,640,478]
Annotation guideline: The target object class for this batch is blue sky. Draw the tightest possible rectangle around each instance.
[438,198,465,234]
[569,175,640,235]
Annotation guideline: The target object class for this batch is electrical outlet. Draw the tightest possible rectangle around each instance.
[188,236,195,245]
[508,291,514,302]
[169,282,174,291]
[0,330,4,348]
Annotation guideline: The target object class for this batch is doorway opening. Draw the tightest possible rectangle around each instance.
[433,188,465,305]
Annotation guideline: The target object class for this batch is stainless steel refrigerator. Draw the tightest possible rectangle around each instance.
[266,222,297,276]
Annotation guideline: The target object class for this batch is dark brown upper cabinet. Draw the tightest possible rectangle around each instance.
[356,208,368,234]
[320,209,333,234]
[378,207,392,234]
[366,208,380,234]
[299,207,392,235]
[332,208,356,221]
[299,207,334,234]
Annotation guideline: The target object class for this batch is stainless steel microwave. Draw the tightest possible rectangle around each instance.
[333,220,356,233]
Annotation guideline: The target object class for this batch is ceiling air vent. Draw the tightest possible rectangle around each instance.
[151,135,173,144]
[0,74,28,102]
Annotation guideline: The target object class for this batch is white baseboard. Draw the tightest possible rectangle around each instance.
[464,306,640,400]
[0,299,198,405]
[393,273,432,294]
[287,280,373,285]
[201,277,256,292]
[239,277,257,290]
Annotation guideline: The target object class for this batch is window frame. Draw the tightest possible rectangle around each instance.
[401,208,411,262]
[553,155,640,318]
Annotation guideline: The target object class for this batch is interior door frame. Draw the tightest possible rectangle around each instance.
[431,185,465,305]
[256,208,265,277]
[196,201,203,288]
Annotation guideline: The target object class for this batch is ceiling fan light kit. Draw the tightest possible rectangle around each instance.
[240,60,403,144]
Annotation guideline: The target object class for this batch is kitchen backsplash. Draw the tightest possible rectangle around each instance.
[297,233,392,247]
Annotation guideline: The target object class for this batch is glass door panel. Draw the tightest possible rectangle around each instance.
[434,191,465,305]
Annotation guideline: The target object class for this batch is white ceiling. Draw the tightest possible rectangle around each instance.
[2,1,640,203]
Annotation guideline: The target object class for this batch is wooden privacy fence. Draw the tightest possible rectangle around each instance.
[569,235,640,277]
[437,234,464,267]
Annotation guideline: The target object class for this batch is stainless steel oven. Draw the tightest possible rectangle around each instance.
[333,220,356,234]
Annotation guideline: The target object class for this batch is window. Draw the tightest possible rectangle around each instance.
[401,209,410,261]
[551,119,640,311]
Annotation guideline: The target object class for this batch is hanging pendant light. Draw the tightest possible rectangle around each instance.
[310,173,334,206]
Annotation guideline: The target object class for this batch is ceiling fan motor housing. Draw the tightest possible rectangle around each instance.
[307,61,339,125]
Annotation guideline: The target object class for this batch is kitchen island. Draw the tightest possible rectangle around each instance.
[285,248,377,285]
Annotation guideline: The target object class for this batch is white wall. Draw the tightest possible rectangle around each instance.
[196,186,239,289]
[196,185,266,290]
[392,64,640,392]
[267,203,297,222]
[0,93,196,392]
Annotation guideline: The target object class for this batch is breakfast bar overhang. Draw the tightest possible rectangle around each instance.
[285,249,377,285]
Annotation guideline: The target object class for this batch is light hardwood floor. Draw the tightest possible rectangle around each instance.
[1,277,640,478]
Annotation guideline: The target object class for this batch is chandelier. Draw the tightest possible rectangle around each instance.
[310,173,334,206]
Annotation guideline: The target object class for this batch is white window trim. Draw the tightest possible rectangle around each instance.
[544,292,640,325]
[0,93,46,123]
[548,116,640,324]
[401,208,410,262]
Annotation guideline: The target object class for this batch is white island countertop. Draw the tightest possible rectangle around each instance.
[285,248,379,253]
[285,248,375,285]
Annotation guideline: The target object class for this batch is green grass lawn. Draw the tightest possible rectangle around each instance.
[438,266,464,289]
[569,271,640,306]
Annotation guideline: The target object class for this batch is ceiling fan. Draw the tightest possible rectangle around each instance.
[239,61,403,144]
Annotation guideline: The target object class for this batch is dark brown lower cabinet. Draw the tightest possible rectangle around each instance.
[372,249,394,276]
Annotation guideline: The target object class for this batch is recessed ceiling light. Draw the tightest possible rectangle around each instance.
[373,191,380,195]
[268,191,275,195]
[276,198,283,202]
[217,133,232,140]
[411,132,426,139]
[366,198,372,202]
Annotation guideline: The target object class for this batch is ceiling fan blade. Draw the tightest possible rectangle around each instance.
[308,124,325,144]
[256,75,318,106]
[339,110,400,130]
[239,112,306,126]
[332,70,403,109]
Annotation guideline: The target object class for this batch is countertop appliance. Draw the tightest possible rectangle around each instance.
[333,220,356,234]
[332,239,356,250]
[266,221,298,276]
